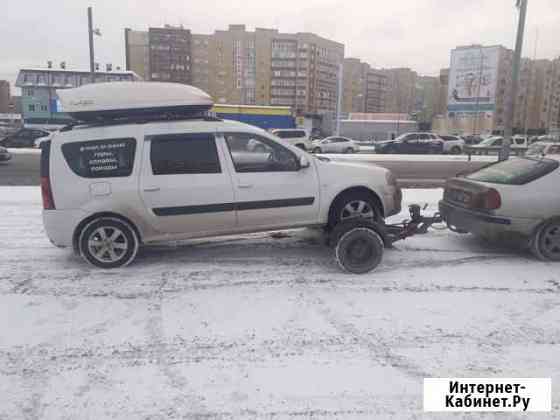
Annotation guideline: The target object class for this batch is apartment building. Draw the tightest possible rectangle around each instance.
[342,58,387,114]
[0,80,10,113]
[125,24,344,114]
[380,68,418,114]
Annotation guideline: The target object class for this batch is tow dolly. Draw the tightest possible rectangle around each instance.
[329,204,444,274]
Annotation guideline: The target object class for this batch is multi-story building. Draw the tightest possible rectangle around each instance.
[148,26,192,84]
[342,58,387,114]
[415,76,441,124]
[125,24,344,114]
[380,68,418,114]
[15,67,138,124]
[0,80,10,113]
[124,29,150,81]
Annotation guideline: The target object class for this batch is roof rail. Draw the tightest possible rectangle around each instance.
[59,113,222,132]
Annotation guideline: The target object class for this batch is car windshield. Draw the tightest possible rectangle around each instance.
[466,157,559,185]
[478,137,499,146]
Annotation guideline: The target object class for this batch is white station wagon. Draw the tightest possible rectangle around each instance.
[41,82,401,268]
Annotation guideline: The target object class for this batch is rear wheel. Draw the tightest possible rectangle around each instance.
[78,217,139,268]
[450,146,462,154]
[531,218,560,261]
[313,147,322,154]
[345,147,353,153]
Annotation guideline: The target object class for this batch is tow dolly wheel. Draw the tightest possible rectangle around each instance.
[329,220,385,274]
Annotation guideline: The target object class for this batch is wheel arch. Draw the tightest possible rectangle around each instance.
[327,186,385,227]
[72,212,143,254]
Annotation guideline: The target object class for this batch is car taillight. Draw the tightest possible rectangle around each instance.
[482,188,501,210]
[40,140,55,210]
[41,177,55,210]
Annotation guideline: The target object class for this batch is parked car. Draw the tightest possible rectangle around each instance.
[270,128,313,151]
[440,135,465,154]
[439,156,560,261]
[374,132,444,154]
[461,135,484,145]
[42,82,402,268]
[0,146,12,162]
[0,128,50,148]
[526,142,560,157]
[312,136,360,154]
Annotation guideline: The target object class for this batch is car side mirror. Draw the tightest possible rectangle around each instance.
[299,155,310,169]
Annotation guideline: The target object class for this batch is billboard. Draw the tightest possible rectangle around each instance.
[448,46,500,113]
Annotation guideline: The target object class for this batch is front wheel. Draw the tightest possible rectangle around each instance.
[312,147,322,154]
[450,146,462,155]
[530,218,560,261]
[345,147,353,154]
[330,191,380,228]
[78,217,139,268]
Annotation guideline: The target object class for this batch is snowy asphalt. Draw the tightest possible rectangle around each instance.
[1,187,560,419]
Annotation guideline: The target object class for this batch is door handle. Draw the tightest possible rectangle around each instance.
[143,186,161,192]
[238,184,253,189]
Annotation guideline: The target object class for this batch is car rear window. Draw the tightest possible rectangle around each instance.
[466,157,559,185]
[61,138,136,178]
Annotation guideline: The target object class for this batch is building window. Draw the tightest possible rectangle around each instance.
[40,105,48,111]
[28,104,35,112]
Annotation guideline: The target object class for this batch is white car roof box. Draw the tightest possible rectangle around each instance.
[58,81,213,122]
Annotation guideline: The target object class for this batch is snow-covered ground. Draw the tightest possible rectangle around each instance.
[1,187,559,419]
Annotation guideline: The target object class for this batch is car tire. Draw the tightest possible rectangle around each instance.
[345,147,353,153]
[313,147,322,154]
[333,224,384,274]
[530,218,560,262]
[330,191,381,228]
[78,217,139,268]
[451,146,462,155]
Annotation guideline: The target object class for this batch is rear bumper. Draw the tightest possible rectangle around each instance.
[43,209,87,248]
[438,200,538,237]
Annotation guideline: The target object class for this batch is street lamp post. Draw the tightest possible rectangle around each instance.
[501,0,529,161]
[87,7,102,80]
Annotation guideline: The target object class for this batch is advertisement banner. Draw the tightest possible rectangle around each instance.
[448,46,499,113]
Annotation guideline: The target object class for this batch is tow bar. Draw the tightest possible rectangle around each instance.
[329,204,444,274]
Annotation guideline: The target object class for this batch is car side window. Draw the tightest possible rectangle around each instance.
[494,138,503,146]
[62,138,136,178]
[548,145,560,154]
[150,133,221,175]
[224,132,299,173]
[403,134,416,142]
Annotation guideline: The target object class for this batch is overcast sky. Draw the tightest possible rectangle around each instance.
[2,0,559,93]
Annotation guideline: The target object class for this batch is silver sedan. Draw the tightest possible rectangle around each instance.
[312,136,360,154]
